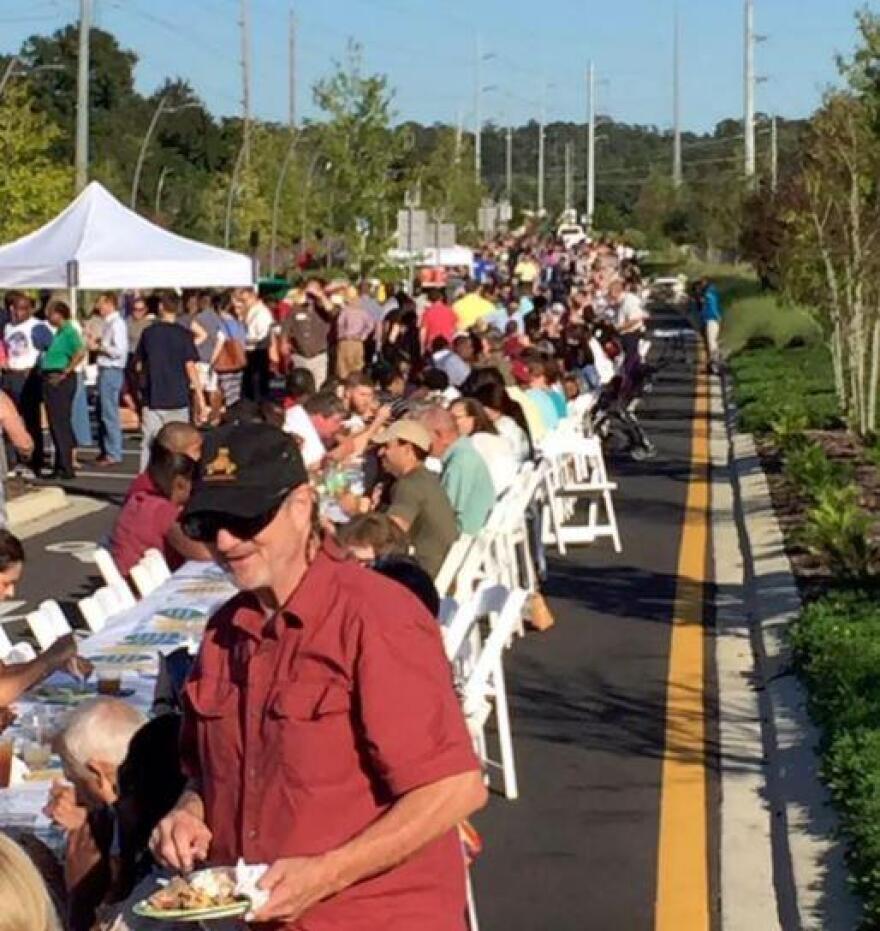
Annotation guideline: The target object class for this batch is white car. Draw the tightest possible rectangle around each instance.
[557,223,587,249]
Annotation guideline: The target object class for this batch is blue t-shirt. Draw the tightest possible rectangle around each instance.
[701,286,722,324]
[526,388,561,430]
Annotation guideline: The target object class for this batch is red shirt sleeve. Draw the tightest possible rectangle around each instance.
[354,584,479,797]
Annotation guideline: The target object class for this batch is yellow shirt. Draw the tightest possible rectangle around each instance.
[514,259,539,283]
[454,292,495,330]
[506,386,546,442]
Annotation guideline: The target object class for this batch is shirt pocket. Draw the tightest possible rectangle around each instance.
[184,677,241,786]
[267,680,354,786]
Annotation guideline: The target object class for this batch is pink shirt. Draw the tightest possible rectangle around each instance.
[421,302,458,346]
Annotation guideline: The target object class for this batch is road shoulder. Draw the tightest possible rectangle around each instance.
[713,371,861,929]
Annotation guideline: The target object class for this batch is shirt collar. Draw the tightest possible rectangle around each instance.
[442,435,467,465]
[230,540,345,641]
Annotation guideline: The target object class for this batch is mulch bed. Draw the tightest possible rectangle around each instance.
[754,429,880,603]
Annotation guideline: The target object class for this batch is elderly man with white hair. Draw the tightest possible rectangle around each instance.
[44,697,146,931]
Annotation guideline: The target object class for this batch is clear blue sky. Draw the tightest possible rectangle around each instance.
[0,0,862,132]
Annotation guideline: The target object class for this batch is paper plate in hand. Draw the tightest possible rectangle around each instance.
[133,869,250,923]
[132,899,250,922]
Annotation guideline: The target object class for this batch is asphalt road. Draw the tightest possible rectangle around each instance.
[5,318,716,930]
[472,317,716,930]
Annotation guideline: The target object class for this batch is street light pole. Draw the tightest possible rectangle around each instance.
[587,61,596,226]
[0,57,21,97]
[75,0,91,193]
[225,141,249,248]
[131,95,168,209]
[537,82,546,215]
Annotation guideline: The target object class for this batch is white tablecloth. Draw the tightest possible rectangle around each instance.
[0,560,237,830]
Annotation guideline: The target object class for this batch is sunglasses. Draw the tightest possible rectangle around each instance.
[182,501,283,544]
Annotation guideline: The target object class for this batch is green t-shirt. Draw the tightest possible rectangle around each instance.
[41,322,84,372]
[441,436,495,535]
[386,465,458,578]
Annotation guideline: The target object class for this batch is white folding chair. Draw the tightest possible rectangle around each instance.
[143,548,172,584]
[93,585,128,626]
[39,600,73,639]
[442,582,529,800]
[434,535,475,598]
[93,547,137,608]
[130,561,160,598]
[26,606,62,652]
[539,430,622,554]
[0,623,12,660]
[77,594,107,633]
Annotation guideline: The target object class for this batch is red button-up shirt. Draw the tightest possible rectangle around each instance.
[180,544,479,930]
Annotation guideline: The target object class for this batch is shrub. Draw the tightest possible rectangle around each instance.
[770,407,809,453]
[784,441,852,501]
[799,484,873,577]
[791,591,880,923]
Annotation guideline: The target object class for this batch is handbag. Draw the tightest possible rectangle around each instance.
[213,320,247,373]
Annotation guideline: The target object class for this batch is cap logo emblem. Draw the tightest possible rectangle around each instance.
[204,447,238,481]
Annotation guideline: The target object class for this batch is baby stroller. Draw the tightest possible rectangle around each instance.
[591,327,657,461]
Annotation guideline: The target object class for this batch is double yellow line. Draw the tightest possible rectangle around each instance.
[654,356,712,930]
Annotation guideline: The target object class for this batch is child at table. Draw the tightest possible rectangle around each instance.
[109,444,210,577]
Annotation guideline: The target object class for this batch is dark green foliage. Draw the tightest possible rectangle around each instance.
[791,592,880,923]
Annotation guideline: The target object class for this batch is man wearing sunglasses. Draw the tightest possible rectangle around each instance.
[150,422,485,929]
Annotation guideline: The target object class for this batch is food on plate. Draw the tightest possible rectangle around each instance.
[147,871,242,912]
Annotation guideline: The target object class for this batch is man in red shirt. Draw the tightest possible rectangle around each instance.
[150,423,485,930]
[419,287,458,353]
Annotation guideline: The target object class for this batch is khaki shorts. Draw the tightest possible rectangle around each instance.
[197,361,218,393]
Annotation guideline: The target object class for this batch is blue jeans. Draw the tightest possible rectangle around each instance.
[72,372,93,447]
[97,367,124,461]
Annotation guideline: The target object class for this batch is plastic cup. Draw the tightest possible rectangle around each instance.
[97,670,122,696]
[0,739,14,788]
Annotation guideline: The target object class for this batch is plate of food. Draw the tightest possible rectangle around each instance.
[32,685,98,705]
[133,869,250,922]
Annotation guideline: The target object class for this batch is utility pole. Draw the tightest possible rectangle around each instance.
[586,61,596,226]
[564,141,573,211]
[474,36,482,185]
[288,8,296,130]
[744,0,756,182]
[537,82,546,215]
[673,7,682,188]
[454,108,463,164]
[75,0,91,193]
[505,124,513,202]
[240,0,252,163]
[770,114,778,192]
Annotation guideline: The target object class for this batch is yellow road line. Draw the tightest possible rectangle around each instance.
[655,354,711,931]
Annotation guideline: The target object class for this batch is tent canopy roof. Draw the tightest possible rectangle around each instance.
[0,182,254,289]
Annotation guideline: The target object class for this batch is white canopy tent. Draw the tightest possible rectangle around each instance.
[0,182,255,290]
[388,245,474,270]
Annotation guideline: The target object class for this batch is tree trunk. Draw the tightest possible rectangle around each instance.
[869,315,880,433]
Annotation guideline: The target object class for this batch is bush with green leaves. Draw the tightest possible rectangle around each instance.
[791,591,880,924]
[799,484,873,577]
[784,441,853,501]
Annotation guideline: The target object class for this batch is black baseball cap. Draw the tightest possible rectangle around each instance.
[183,422,308,522]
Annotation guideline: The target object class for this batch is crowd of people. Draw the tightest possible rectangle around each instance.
[0,229,676,931]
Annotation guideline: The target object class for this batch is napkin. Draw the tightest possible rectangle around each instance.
[234,858,269,918]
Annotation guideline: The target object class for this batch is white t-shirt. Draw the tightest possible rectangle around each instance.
[283,404,325,468]
[4,317,51,371]
[616,292,647,331]
[246,302,274,348]
[471,431,516,495]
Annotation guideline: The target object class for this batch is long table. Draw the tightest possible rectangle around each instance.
[0,560,237,833]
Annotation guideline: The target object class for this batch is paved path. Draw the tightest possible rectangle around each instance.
[473,319,717,930]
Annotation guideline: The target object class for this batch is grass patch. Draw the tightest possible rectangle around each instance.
[790,591,880,922]
[728,344,840,433]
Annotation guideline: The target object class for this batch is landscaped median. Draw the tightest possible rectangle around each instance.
[724,298,880,925]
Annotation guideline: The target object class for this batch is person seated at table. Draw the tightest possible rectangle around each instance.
[125,421,202,501]
[109,444,211,576]
[449,397,516,495]
[0,529,84,720]
[372,419,458,578]
[336,512,407,565]
[44,697,161,931]
[281,368,325,469]
[0,831,63,931]
[304,390,392,465]
[372,555,440,618]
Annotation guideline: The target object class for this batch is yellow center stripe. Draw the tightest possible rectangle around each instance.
[654,354,711,930]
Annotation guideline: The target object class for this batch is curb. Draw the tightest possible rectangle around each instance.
[7,485,68,531]
[717,373,861,930]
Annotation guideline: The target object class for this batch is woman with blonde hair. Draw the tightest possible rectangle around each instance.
[0,831,61,931]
